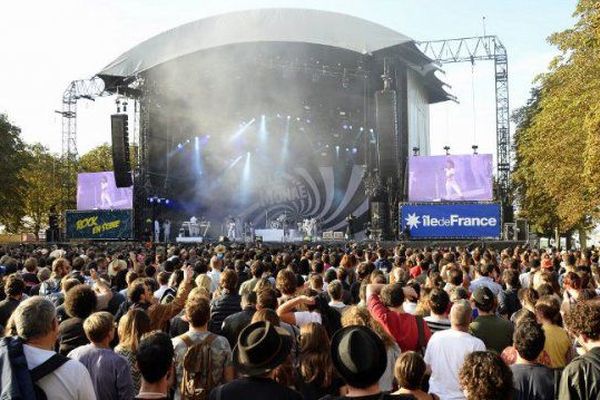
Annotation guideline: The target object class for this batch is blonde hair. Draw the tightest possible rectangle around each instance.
[341,305,395,348]
[84,311,114,343]
[117,309,151,352]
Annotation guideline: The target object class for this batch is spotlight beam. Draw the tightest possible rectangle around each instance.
[229,118,256,142]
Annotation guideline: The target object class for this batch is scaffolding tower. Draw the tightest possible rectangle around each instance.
[417,35,512,218]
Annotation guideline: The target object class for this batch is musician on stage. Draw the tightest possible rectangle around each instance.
[345,213,356,240]
[163,219,171,243]
[227,216,236,240]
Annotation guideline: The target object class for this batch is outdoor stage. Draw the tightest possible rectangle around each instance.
[94,8,449,242]
[62,9,518,244]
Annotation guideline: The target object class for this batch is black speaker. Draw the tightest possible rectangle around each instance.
[375,89,398,178]
[111,114,132,187]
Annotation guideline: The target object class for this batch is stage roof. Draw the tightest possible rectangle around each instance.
[98,8,449,102]
[101,8,425,75]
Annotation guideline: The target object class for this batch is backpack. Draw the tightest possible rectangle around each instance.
[0,336,69,400]
[179,333,218,400]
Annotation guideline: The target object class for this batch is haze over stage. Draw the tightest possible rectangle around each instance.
[92,8,450,238]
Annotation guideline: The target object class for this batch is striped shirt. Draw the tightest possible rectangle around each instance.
[424,315,451,333]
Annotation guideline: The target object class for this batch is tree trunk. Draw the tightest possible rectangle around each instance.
[578,226,588,249]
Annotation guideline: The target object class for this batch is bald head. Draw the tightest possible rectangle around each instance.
[450,300,472,329]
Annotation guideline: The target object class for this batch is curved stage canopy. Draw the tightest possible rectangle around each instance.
[100,8,416,77]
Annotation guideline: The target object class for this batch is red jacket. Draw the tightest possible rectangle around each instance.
[368,294,432,352]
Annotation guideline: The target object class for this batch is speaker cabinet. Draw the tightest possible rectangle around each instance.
[111,114,132,187]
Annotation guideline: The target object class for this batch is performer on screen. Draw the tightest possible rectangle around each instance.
[100,175,113,209]
[444,159,464,199]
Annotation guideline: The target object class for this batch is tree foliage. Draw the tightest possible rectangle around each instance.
[79,143,113,172]
[19,144,64,236]
[0,114,29,232]
[513,0,600,235]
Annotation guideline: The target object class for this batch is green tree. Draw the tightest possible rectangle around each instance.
[20,144,64,237]
[0,114,28,232]
[79,143,113,172]
[513,0,600,238]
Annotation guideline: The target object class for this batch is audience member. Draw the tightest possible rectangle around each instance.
[68,311,135,400]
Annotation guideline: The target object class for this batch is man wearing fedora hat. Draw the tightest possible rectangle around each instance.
[209,321,301,400]
[323,325,415,400]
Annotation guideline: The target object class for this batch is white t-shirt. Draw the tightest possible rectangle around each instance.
[424,329,486,400]
[23,344,97,400]
[468,276,502,296]
[207,269,221,293]
[293,311,322,327]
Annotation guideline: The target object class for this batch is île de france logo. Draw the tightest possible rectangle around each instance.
[405,213,420,230]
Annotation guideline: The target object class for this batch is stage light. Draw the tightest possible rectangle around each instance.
[325,144,329,148]
[258,115,268,143]
[177,143,183,150]
[349,125,353,130]
[165,199,170,205]
[360,127,364,132]
[194,136,203,175]
[342,124,348,130]
[346,148,350,152]
[352,148,358,154]
[335,145,340,158]
[306,119,311,124]
[230,118,255,142]
[369,128,374,133]
[157,199,161,204]
[282,113,290,162]
[296,117,301,121]
[287,115,291,119]
[148,197,154,203]
[186,139,191,143]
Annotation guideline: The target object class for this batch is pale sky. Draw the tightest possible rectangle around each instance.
[0,0,576,158]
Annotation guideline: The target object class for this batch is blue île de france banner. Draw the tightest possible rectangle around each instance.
[66,209,133,240]
[400,203,501,239]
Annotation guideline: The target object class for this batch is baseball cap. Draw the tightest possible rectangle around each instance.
[471,286,495,309]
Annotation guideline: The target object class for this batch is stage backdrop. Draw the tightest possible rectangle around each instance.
[66,210,133,240]
[408,154,493,202]
[399,203,501,239]
[77,172,133,211]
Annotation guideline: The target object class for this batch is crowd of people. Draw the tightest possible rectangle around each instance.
[0,241,599,400]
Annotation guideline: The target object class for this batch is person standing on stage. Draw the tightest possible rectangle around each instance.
[154,219,160,243]
[163,220,171,243]
[345,214,355,240]
[227,217,236,241]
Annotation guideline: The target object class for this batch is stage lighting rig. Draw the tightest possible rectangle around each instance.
[444,146,451,155]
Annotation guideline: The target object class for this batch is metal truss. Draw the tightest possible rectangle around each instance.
[416,36,511,206]
[58,77,106,160]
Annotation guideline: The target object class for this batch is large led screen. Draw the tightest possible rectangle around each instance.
[408,154,493,202]
[77,171,133,210]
